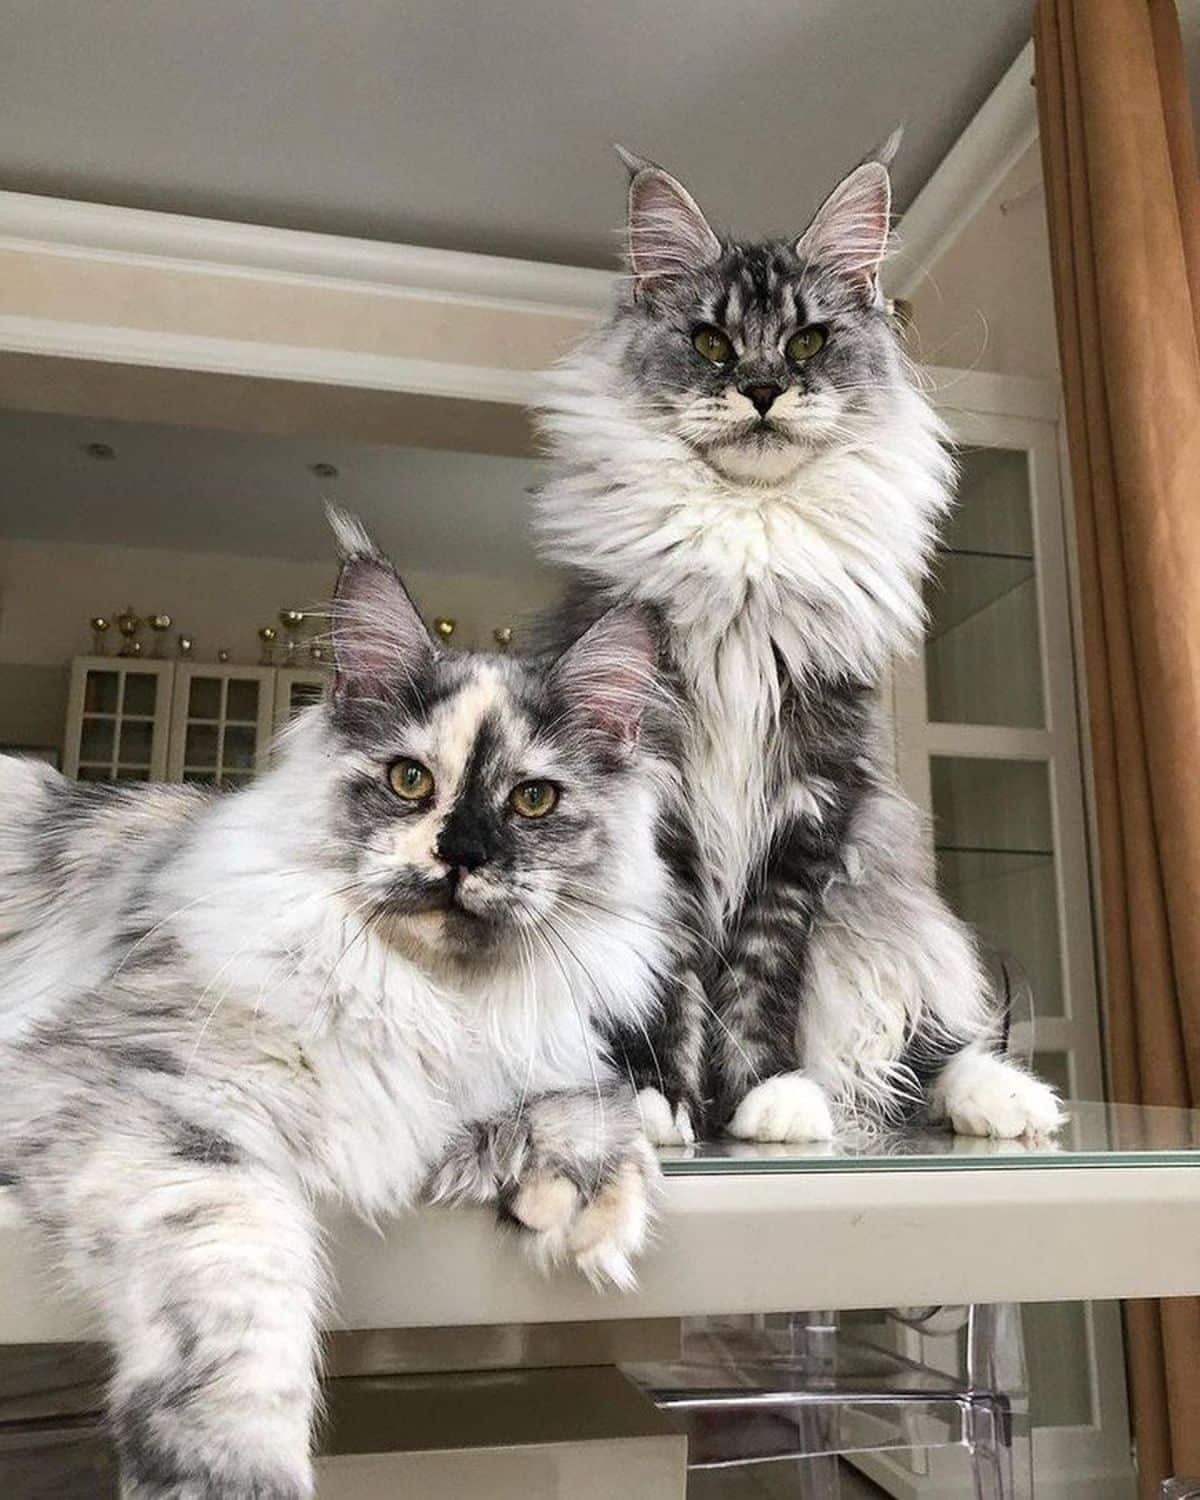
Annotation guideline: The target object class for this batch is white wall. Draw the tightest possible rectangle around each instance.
[0,536,562,752]
[909,142,1060,383]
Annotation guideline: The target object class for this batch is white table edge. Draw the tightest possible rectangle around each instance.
[3,1164,1198,1344]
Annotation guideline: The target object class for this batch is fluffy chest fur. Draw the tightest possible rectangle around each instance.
[537,362,951,914]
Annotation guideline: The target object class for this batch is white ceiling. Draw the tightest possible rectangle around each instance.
[0,409,548,577]
[3,1,1032,267]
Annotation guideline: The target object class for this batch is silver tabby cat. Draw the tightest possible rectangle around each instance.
[536,145,1064,1145]
[0,515,670,1499]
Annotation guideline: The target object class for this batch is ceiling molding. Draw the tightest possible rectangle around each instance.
[0,191,616,319]
[0,314,541,407]
[0,34,1036,334]
[888,40,1038,299]
[0,47,1037,401]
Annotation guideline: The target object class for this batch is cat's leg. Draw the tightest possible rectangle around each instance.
[707,817,835,1144]
[34,1136,321,1499]
[616,806,711,1144]
[801,778,1063,1136]
[427,1085,660,1289]
[612,966,706,1146]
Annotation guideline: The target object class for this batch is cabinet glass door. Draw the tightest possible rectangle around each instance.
[272,669,328,733]
[925,446,1044,728]
[167,666,275,787]
[891,398,1129,1479]
[64,660,172,782]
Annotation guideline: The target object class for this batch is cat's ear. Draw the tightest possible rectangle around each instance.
[795,144,895,303]
[327,507,434,701]
[550,603,661,746]
[617,145,721,293]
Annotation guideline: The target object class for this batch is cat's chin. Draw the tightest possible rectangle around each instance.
[701,439,807,486]
[377,907,507,970]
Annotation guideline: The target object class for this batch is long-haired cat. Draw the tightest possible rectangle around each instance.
[535,146,1063,1145]
[0,516,670,1499]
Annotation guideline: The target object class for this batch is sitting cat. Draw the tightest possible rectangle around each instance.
[0,514,671,1499]
[535,145,1064,1146]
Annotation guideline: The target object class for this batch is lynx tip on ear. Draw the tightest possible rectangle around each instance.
[872,126,903,168]
[613,142,656,178]
[325,504,379,561]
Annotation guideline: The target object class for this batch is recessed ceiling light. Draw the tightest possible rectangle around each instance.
[83,441,116,460]
[309,461,339,479]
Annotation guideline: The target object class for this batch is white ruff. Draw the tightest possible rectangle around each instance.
[535,349,954,917]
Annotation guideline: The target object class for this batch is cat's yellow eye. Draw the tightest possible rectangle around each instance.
[389,759,435,801]
[693,325,734,365]
[785,325,827,362]
[509,781,559,819]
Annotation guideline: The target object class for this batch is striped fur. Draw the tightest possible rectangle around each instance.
[535,150,1064,1144]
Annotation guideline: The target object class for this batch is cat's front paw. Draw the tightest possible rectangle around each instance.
[508,1136,658,1291]
[726,1073,834,1143]
[932,1051,1065,1140]
[634,1087,696,1146]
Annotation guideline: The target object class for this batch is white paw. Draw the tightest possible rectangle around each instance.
[635,1087,695,1146]
[934,1052,1065,1140]
[726,1073,834,1143]
[510,1140,658,1291]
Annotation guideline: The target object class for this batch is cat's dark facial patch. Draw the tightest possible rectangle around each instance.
[324,561,661,966]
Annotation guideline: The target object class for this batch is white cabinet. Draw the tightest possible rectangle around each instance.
[61,658,174,782]
[62,658,328,786]
[166,664,277,788]
[865,370,1136,1497]
[273,668,328,732]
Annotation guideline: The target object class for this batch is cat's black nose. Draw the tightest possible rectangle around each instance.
[741,382,783,416]
[435,830,488,872]
[741,381,786,417]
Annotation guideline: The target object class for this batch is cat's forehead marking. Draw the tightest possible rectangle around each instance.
[698,248,814,348]
[424,667,516,786]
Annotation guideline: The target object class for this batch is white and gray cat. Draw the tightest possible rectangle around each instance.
[536,146,1064,1145]
[0,515,673,1498]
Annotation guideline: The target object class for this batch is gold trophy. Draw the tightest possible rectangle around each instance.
[148,613,173,658]
[279,609,306,663]
[434,617,456,641]
[257,626,278,667]
[90,616,111,656]
[115,606,142,658]
[492,626,514,652]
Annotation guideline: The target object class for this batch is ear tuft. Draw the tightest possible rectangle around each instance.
[328,511,434,701]
[796,159,892,301]
[621,152,721,289]
[551,605,661,746]
[613,142,654,178]
[873,125,903,168]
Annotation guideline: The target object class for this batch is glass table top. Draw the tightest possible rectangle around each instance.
[659,1100,1200,1175]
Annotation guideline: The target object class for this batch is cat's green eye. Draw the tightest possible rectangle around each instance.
[785,325,827,362]
[693,325,734,365]
[510,781,559,819]
[389,759,435,801]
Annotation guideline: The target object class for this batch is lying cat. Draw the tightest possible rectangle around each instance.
[0,514,672,1499]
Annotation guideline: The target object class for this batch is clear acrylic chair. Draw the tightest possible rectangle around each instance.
[1162,1483,1200,1498]
[626,950,1037,1498]
[628,1304,1029,1499]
